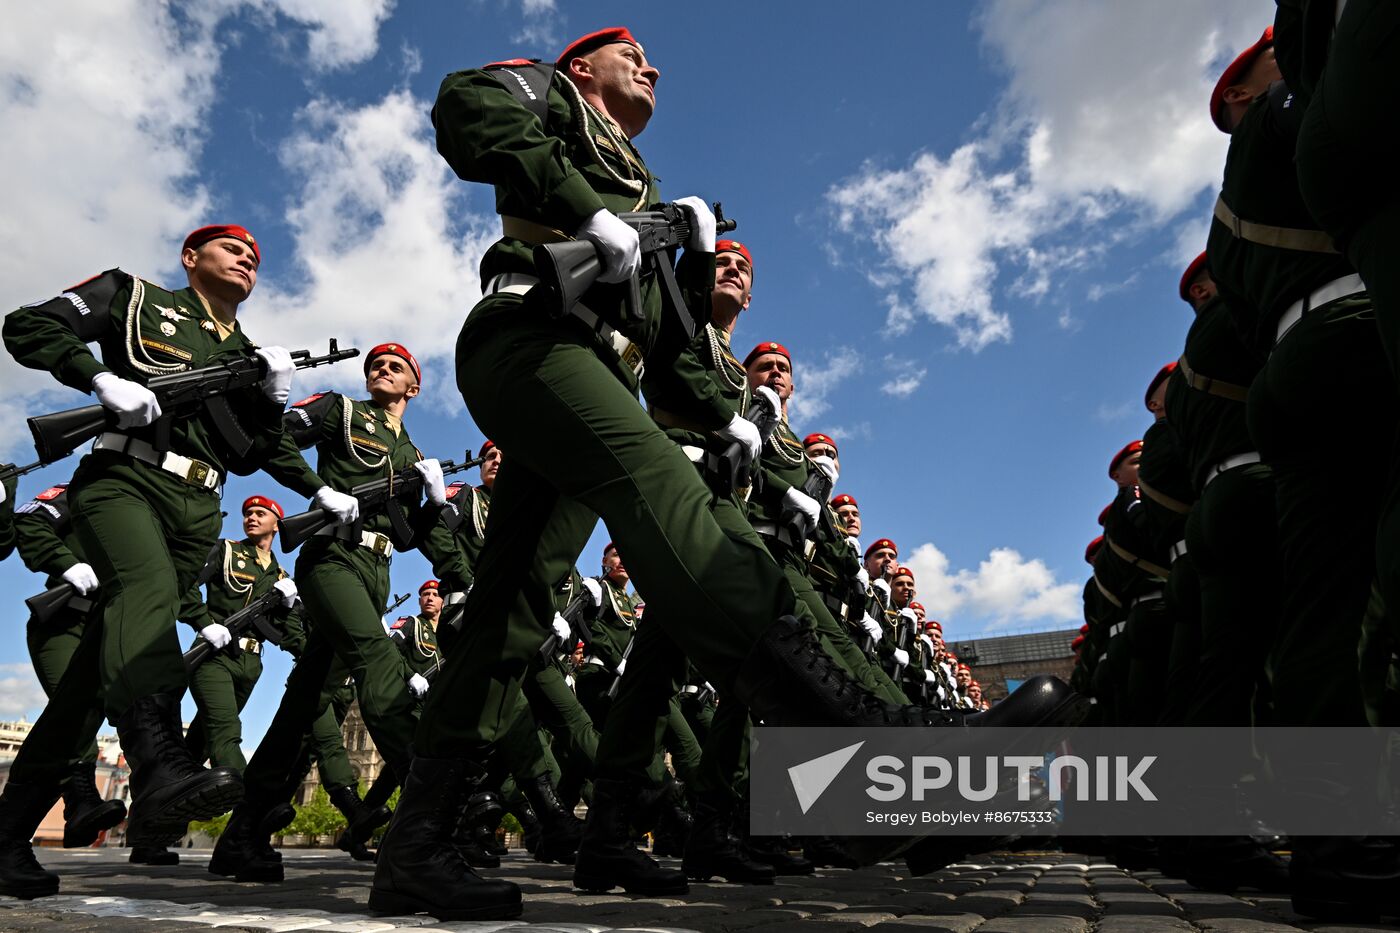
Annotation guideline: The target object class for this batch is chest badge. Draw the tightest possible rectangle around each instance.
[237,559,247,569]
[154,305,191,322]
[159,321,177,336]
[200,320,216,332]
[364,420,376,434]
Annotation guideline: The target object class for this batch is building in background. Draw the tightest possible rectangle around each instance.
[947,627,1079,702]
[0,719,129,847]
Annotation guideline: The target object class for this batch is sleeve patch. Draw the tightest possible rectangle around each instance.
[35,485,66,501]
[445,482,467,500]
[292,392,327,409]
[390,617,409,630]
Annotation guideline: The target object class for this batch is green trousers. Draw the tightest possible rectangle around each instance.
[523,657,598,788]
[1183,463,1279,727]
[241,542,416,806]
[26,606,99,765]
[1159,553,1202,726]
[185,646,262,771]
[418,308,798,757]
[9,458,221,786]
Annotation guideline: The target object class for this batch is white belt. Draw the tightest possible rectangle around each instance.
[1275,273,1366,345]
[314,525,394,557]
[680,685,701,695]
[484,273,645,378]
[680,445,705,463]
[1130,589,1164,609]
[239,637,261,655]
[1203,451,1262,488]
[1109,622,1126,638]
[93,432,221,492]
[1170,540,1188,564]
[585,656,607,668]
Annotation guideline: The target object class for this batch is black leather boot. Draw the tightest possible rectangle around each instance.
[520,773,584,864]
[328,785,379,862]
[129,845,180,865]
[257,802,295,862]
[61,759,127,848]
[453,791,504,868]
[682,797,774,884]
[574,778,689,895]
[802,836,859,870]
[117,694,243,847]
[467,790,507,855]
[516,802,541,854]
[0,781,61,899]
[369,757,522,920]
[209,800,284,882]
[1291,836,1400,921]
[650,778,692,858]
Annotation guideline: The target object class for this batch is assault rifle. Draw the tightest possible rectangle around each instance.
[28,339,360,464]
[707,393,782,498]
[780,464,837,554]
[278,453,487,553]
[534,202,736,339]
[606,630,638,699]
[182,588,286,672]
[537,592,595,664]
[25,581,95,625]
[0,459,45,484]
[384,592,411,617]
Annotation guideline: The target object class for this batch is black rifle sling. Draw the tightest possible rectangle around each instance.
[484,60,555,124]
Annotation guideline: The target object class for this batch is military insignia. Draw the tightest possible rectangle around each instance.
[364,421,376,434]
[237,559,246,569]
[154,304,190,322]
[36,485,66,501]
[200,320,216,332]
[159,321,177,336]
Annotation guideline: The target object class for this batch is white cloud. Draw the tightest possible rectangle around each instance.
[1094,400,1134,423]
[880,356,926,397]
[827,1,1267,349]
[251,91,497,413]
[902,541,1080,635]
[514,0,562,47]
[197,0,396,71]
[0,664,48,719]
[787,347,861,429]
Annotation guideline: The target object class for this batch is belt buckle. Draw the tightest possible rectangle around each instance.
[621,342,644,374]
[371,534,391,557]
[186,460,211,487]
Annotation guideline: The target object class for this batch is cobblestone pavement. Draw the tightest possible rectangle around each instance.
[0,847,1391,933]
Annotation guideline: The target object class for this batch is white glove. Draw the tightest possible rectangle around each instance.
[61,562,99,596]
[201,623,233,650]
[846,536,862,555]
[414,459,447,507]
[674,196,717,253]
[919,634,937,653]
[615,657,627,676]
[716,412,761,463]
[811,455,839,485]
[782,486,820,526]
[892,648,909,668]
[551,612,571,640]
[580,577,604,607]
[924,668,937,685]
[752,385,781,421]
[860,614,882,644]
[899,608,919,628]
[314,486,359,525]
[872,578,891,600]
[255,347,295,405]
[273,577,298,608]
[408,673,430,698]
[855,565,870,588]
[0,483,5,506]
[577,208,640,284]
[91,372,161,428]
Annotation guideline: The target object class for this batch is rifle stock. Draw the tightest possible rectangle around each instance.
[182,589,282,673]
[25,582,94,625]
[278,507,335,553]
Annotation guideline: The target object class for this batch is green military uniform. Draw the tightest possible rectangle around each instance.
[1208,77,1388,726]
[573,574,638,722]
[418,62,800,764]
[13,483,100,767]
[1090,487,1158,727]
[2,267,285,784]
[181,538,291,771]
[390,613,444,680]
[236,390,469,805]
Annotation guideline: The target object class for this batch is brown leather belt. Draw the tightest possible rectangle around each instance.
[501,215,572,245]
[1213,194,1338,254]
[1177,354,1250,403]
[1138,476,1193,515]
[1093,574,1123,609]
[1106,537,1170,580]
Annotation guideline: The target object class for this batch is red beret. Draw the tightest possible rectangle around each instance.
[909,601,925,612]
[479,440,496,459]
[420,580,439,593]
[184,225,260,266]
[925,621,943,633]
[1145,361,1177,409]
[1096,505,1111,527]
[1080,623,1090,634]
[831,493,858,509]
[716,239,752,268]
[603,541,618,557]
[1179,251,1209,303]
[803,433,837,453]
[365,343,421,386]
[893,566,914,582]
[1086,534,1105,564]
[242,495,283,519]
[865,538,898,559]
[744,341,791,368]
[956,663,971,672]
[1211,26,1274,133]
[1109,440,1143,477]
[557,27,641,66]
[1072,635,1086,651]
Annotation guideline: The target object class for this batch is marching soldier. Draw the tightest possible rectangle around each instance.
[12,481,127,854]
[210,343,470,883]
[390,580,446,688]
[0,224,296,899]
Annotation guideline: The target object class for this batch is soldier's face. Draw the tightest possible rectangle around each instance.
[805,441,837,462]
[892,576,914,606]
[1111,451,1142,488]
[912,605,926,623]
[969,685,981,701]
[865,547,896,579]
[184,238,258,302]
[480,447,502,488]
[746,353,792,401]
[957,671,971,686]
[419,588,443,617]
[243,505,277,537]
[713,251,753,314]
[574,42,659,137]
[366,354,420,404]
[602,549,628,584]
[836,504,860,536]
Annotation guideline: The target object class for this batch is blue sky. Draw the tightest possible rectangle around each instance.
[0,1,1270,741]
